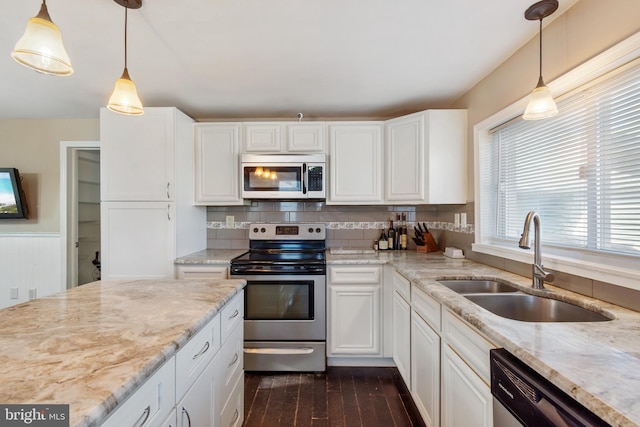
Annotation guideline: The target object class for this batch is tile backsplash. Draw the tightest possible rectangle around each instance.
[206,201,474,250]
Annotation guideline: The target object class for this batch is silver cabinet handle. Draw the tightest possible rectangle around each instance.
[230,408,239,426]
[132,405,150,427]
[228,309,239,320]
[166,182,171,199]
[228,352,239,368]
[182,407,191,427]
[167,204,171,221]
[192,341,210,360]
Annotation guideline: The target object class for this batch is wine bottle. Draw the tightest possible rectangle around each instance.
[401,212,408,250]
[378,229,388,250]
[387,218,395,250]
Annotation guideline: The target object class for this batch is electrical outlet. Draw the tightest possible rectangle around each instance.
[226,215,235,229]
[460,213,467,228]
[10,288,18,299]
[454,213,460,228]
[28,288,37,300]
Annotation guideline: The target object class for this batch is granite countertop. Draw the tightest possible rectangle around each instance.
[0,279,245,427]
[174,249,248,264]
[328,250,640,426]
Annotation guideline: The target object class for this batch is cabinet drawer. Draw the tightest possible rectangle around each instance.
[221,291,244,343]
[442,309,495,384]
[175,313,221,400]
[175,265,228,279]
[216,323,243,408]
[220,372,244,427]
[102,357,176,427]
[412,286,441,332]
[392,270,411,301]
[329,266,382,284]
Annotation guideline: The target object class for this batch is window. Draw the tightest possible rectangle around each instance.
[475,33,640,288]
[482,61,640,256]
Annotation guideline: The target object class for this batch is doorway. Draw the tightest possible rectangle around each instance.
[60,141,100,289]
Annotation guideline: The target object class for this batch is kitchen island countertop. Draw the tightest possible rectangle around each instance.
[0,278,245,427]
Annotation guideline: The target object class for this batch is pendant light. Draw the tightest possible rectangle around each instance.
[11,0,73,76]
[107,0,144,115]
[522,0,558,121]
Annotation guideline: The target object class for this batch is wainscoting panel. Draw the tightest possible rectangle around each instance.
[0,233,62,309]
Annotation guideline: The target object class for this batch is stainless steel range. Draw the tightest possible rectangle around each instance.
[230,223,326,372]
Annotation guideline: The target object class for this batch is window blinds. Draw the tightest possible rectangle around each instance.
[484,61,640,256]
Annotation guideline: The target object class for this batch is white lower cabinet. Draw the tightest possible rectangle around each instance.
[101,291,244,427]
[392,271,411,385]
[411,310,440,427]
[328,266,383,357]
[441,345,492,427]
[101,358,176,427]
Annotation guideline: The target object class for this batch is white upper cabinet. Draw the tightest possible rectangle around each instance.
[384,110,467,204]
[101,108,178,202]
[194,123,243,205]
[327,122,384,204]
[243,122,325,153]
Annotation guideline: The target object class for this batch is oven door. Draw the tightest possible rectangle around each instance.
[240,274,325,341]
[242,162,305,199]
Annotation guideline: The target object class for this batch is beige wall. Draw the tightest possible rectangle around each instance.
[451,0,640,199]
[0,119,99,233]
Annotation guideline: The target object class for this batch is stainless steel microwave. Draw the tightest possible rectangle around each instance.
[241,154,326,200]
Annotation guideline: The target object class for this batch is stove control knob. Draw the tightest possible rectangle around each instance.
[316,228,322,233]
[253,227,258,233]
[308,227,314,233]
[261,227,266,233]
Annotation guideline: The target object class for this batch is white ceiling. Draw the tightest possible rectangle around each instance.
[0,0,579,120]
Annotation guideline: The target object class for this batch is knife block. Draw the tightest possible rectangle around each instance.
[416,232,439,253]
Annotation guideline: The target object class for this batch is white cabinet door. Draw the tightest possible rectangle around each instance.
[411,310,440,427]
[100,108,176,202]
[385,113,424,203]
[287,123,325,152]
[327,123,383,204]
[175,265,229,279]
[329,284,381,355]
[243,123,283,152]
[194,123,243,205]
[441,345,492,427]
[392,290,411,386]
[384,110,467,204]
[177,357,217,427]
[101,202,174,280]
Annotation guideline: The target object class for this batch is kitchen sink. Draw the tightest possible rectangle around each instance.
[438,279,519,294]
[464,293,612,322]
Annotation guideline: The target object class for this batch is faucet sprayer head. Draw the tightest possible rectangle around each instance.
[519,211,536,249]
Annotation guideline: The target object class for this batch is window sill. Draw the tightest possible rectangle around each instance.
[472,243,640,292]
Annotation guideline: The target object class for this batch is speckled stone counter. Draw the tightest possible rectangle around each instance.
[175,248,248,264]
[328,250,640,426]
[0,279,245,427]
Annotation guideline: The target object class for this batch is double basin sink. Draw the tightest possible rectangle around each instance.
[438,280,611,322]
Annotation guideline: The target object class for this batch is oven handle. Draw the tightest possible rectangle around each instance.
[244,347,315,355]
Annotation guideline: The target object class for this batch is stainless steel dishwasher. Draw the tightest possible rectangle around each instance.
[490,349,610,427]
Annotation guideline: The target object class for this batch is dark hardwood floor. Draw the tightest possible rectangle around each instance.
[243,367,426,427]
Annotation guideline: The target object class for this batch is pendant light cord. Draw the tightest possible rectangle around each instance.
[538,18,543,79]
[124,6,128,69]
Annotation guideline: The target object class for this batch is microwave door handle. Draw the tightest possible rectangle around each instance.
[302,163,307,194]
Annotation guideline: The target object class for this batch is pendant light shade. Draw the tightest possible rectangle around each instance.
[11,1,73,76]
[107,2,144,115]
[523,0,558,121]
[107,67,143,115]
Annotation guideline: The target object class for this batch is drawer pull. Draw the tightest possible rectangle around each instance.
[230,408,239,426]
[192,341,210,360]
[228,352,239,367]
[228,308,240,320]
[132,405,150,427]
[244,347,314,355]
[182,407,192,427]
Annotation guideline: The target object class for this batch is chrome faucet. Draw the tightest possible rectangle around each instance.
[519,211,555,289]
